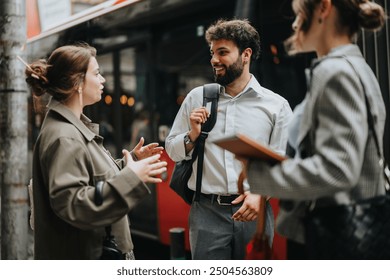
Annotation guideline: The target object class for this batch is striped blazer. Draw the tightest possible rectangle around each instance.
[246,44,387,243]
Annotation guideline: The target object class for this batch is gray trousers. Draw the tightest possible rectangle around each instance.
[189,195,274,260]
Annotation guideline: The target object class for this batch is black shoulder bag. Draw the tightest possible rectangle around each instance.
[169,83,222,204]
[304,57,390,259]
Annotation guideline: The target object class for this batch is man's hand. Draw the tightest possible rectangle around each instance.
[231,192,261,222]
[189,107,209,139]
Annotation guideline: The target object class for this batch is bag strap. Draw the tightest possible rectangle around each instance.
[343,56,390,191]
[238,169,272,256]
[194,83,222,202]
[363,87,390,190]
[94,178,113,239]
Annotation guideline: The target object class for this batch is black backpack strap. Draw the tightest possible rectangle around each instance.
[201,83,220,132]
[194,83,222,202]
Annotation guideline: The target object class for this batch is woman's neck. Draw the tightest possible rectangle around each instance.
[62,93,83,119]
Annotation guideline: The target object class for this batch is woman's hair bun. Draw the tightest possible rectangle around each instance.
[25,59,49,97]
[358,1,386,31]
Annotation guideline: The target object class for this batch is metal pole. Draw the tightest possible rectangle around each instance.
[0,0,29,259]
[169,227,186,260]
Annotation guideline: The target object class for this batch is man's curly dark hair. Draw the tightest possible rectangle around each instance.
[205,18,261,60]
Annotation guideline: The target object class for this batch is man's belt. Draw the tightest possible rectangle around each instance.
[200,193,241,205]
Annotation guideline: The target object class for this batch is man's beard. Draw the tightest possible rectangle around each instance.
[214,57,244,86]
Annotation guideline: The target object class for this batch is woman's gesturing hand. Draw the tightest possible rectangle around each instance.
[132,137,164,160]
[123,150,167,183]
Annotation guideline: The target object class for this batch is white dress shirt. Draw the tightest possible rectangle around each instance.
[165,75,292,194]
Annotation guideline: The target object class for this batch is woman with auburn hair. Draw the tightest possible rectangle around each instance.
[24,44,167,259]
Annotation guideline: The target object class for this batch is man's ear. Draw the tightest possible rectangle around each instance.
[243,47,252,62]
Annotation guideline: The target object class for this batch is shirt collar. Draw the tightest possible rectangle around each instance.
[224,74,265,99]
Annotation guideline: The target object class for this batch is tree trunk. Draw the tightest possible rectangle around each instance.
[0,0,29,259]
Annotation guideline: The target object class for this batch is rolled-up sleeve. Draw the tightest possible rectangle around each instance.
[269,100,293,155]
[165,88,202,161]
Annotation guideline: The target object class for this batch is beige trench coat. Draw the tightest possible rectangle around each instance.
[32,99,150,259]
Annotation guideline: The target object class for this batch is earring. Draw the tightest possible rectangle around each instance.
[78,88,82,95]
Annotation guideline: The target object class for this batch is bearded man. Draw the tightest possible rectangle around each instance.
[166,19,292,260]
